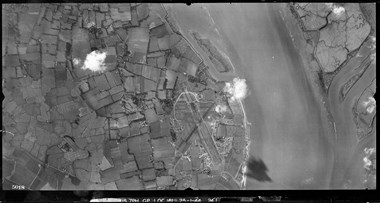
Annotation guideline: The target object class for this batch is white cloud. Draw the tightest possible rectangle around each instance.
[223,77,248,102]
[363,157,372,170]
[362,96,376,113]
[73,58,81,66]
[364,147,375,155]
[81,50,108,72]
[363,148,375,170]
[370,36,376,63]
[370,52,376,64]
[370,36,376,46]
[215,104,227,113]
[333,6,345,15]
[85,21,96,29]
[325,3,345,16]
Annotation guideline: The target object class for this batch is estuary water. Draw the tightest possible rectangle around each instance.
[167,3,373,189]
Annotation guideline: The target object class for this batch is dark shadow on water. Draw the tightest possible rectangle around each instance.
[69,175,81,186]
[246,156,272,182]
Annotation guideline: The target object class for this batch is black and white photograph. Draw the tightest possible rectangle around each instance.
[2,2,376,196]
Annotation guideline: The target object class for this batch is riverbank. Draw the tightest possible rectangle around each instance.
[204,3,337,189]
[284,3,376,189]
[163,4,237,82]
[163,4,252,189]
[274,3,338,188]
[162,3,375,190]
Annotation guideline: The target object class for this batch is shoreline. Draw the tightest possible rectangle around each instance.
[280,3,376,189]
[238,99,252,189]
[163,4,237,82]
[273,3,337,188]
[203,3,339,189]
[190,30,235,73]
[162,4,252,189]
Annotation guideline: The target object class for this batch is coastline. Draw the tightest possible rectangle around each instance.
[238,99,252,189]
[205,3,339,189]
[162,4,251,189]
[162,3,346,189]
[3,2,374,192]
[162,4,237,82]
[279,3,376,189]
[190,30,235,73]
[270,3,337,187]
[274,3,337,150]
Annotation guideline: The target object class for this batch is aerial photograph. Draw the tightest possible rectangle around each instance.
[2,3,376,191]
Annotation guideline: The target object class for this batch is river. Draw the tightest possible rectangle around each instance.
[327,38,376,189]
[167,3,375,189]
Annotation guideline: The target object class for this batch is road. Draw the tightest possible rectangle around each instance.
[181,89,222,165]
[169,3,335,189]
[163,4,237,82]
[5,148,72,190]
